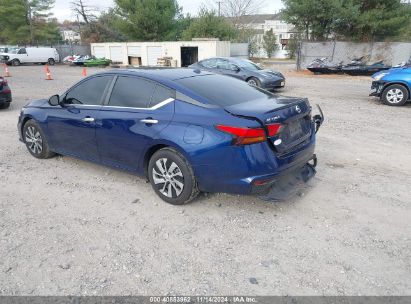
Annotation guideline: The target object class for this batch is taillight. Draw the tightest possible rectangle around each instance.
[267,123,282,136]
[216,123,283,146]
[216,125,266,145]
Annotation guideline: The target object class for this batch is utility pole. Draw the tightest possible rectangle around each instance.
[216,1,223,17]
[76,14,82,44]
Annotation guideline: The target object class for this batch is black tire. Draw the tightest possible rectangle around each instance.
[382,84,408,106]
[247,77,261,87]
[0,102,10,109]
[148,147,199,205]
[22,120,55,159]
[48,58,55,65]
[12,59,20,66]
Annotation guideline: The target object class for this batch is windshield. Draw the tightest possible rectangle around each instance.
[233,59,263,71]
[7,48,19,54]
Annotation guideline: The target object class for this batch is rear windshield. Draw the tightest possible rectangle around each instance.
[176,74,273,107]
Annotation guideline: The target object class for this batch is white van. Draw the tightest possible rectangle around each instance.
[1,47,60,66]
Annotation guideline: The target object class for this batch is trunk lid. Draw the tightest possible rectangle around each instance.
[224,96,313,154]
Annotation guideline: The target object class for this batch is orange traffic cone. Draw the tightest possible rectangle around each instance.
[4,64,11,77]
[82,67,87,77]
[44,65,53,80]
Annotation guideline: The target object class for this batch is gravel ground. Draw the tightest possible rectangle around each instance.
[0,64,410,295]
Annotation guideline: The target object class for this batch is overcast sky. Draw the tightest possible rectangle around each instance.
[54,0,284,21]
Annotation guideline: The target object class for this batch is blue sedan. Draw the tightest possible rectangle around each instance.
[18,69,322,204]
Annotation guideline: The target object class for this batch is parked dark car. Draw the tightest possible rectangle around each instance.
[189,57,285,91]
[0,76,12,109]
[18,69,322,205]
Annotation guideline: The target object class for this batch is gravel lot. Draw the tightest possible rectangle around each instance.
[0,64,410,295]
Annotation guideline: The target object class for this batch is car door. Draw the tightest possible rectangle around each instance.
[17,48,28,63]
[96,76,175,172]
[216,59,244,80]
[46,75,113,161]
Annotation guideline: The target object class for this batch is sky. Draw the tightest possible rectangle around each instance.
[54,0,284,21]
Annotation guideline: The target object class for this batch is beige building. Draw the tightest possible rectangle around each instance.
[230,14,296,58]
[90,40,231,67]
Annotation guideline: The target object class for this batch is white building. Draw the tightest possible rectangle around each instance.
[61,30,81,42]
[231,14,296,58]
[91,40,231,67]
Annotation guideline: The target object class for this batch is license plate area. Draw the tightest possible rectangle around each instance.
[274,117,312,154]
[288,120,303,138]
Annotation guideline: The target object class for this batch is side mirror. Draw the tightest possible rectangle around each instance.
[232,65,241,72]
[48,94,60,106]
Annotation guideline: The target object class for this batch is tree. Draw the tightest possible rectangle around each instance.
[24,0,56,43]
[262,29,278,58]
[71,0,97,25]
[221,0,266,29]
[248,38,258,58]
[282,0,343,41]
[282,0,411,41]
[0,0,30,44]
[0,0,58,44]
[115,0,181,41]
[181,7,237,41]
[335,0,411,41]
[81,9,126,43]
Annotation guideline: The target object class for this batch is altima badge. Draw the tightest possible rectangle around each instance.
[266,115,281,123]
[295,105,302,113]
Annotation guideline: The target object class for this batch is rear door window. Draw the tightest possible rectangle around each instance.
[200,58,217,68]
[108,76,156,108]
[149,85,175,107]
[65,76,112,105]
[176,74,273,107]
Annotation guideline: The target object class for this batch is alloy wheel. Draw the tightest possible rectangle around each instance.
[25,126,43,155]
[152,157,184,198]
[248,79,258,86]
[386,88,404,104]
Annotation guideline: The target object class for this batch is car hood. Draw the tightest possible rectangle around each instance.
[25,99,49,108]
[254,69,284,79]
[224,95,309,124]
[372,67,411,79]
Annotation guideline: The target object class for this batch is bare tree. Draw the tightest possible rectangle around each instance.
[219,0,266,29]
[71,0,97,25]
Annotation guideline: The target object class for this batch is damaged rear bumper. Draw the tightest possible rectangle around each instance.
[252,154,317,198]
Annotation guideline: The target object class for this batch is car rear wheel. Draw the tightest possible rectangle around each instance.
[12,59,20,66]
[48,58,55,65]
[247,77,261,87]
[148,147,199,205]
[382,84,408,106]
[23,120,55,159]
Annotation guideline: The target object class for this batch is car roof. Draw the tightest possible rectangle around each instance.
[103,68,213,81]
[199,57,248,62]
[91,68,219,105]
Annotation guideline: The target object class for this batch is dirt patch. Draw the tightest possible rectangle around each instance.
[0,65,410,295]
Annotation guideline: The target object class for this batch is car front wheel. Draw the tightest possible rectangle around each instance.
[148,147,199,205]
[23,120,55,159]
[382,84,408,106]
[247,77,261,87]
[48,58,55,65]
[12,59,20,66]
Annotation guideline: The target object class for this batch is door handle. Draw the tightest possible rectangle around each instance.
[82,117,95,123]
[140,119,158,124]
